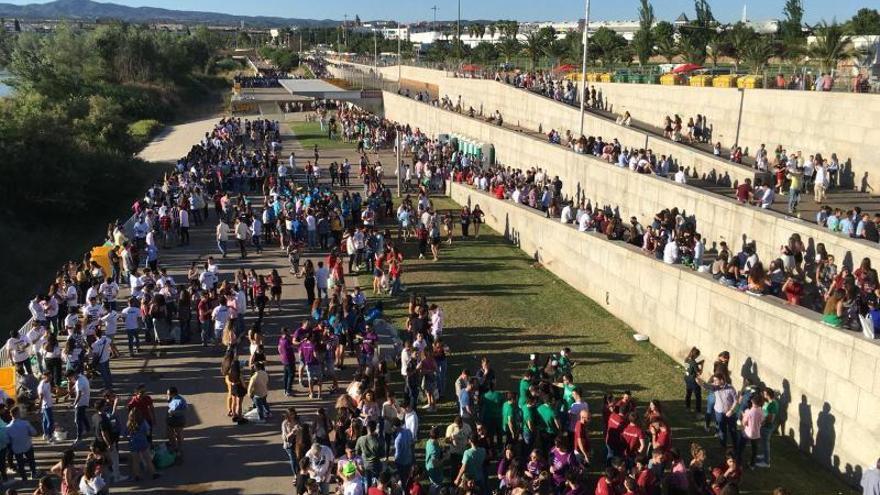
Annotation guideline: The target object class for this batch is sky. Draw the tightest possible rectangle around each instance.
[4,0,870,24]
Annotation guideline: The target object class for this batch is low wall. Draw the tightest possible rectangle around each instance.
[450,181,880,481]
[384,92,880,273]
[591,82,880,191]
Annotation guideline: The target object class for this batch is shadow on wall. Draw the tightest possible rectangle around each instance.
[729,360,860,487]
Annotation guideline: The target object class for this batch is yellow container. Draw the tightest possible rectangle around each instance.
[600,73,613,83]
[586,73,601,82]
[713,75,738,88]
[737,75,763,89]
[660,73,682,86]
[565,72,584,82]
[689,75,713,87]
[90,245,115,280]
[0,367,16,399]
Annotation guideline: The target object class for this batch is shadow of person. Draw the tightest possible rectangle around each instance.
[814,402,836,469]
[798,394,814,453]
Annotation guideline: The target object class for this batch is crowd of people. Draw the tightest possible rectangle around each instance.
[234,71,288,88]
[454,159,880,340]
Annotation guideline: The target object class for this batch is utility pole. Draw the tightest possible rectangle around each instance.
[343,14,348,46]
[457,0,461,62]
[431,6,438,31]
[578,0,591,137]
[397,20,402,90]
[396,131,402,198]
[374,30,378,69]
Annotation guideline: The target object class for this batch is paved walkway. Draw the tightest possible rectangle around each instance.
[137,117,223,163]
[22,114,399,494]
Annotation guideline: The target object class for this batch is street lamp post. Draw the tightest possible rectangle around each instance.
[457,0,461,63]
[397,21,402,91]
[578,0,591,137]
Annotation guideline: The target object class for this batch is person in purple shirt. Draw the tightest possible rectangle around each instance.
[292,322,310,386]
[359,324,377,367]
[549,436,574,490]
[299,335,321,399]
[277,328,296,397]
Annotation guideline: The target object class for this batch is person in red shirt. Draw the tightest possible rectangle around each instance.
[634,454,659,495]
[649,419,671,453]
[735,178,753,204]
[621,412,646,463]
[594,467,618,495]
[605,405,626,461]
[127,384,156,442]
[711,453,742,495]
[616,391,637,416]
[493,183,506,199]
[573,408,591,466]
[623,477,644,495]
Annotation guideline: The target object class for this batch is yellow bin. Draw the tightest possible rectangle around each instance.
[689,75,713,87]
[713,75,738,88]
[0,367,16,399]
[90,245,115,279]
[660,73,682,86]
[600,73,613,83]
[737,75,763,89]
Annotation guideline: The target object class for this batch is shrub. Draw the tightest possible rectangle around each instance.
[128,119,162,147]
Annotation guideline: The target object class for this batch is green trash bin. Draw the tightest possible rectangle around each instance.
[613,74,629,83]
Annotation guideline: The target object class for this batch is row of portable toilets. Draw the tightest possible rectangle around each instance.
[440,133,495,166]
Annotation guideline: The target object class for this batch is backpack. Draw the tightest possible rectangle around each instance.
[100,412,121,444]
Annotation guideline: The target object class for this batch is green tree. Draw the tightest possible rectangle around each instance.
[544,39,570,67]
[846,8,880,35]
[655,36,678,63]
[651,21,675,45]
[706,36,725,66]
[522,31,548,69]
[497,36,521,64]
[779,0,805,40]
[632,0,655,66]
[471,41,498,64]
[591,27,628,67]
[487,24,497,39]
[678,0,715,66]
[742,35,774,74]
[809,21,863,72]
[726,22,757,72]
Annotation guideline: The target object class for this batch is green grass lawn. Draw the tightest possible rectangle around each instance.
[360,195,856,495]
[289,121,355,151]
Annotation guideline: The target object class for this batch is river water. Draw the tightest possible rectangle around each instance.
[0,70,12,97]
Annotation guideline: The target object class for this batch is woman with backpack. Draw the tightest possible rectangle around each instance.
[126,408,158,482]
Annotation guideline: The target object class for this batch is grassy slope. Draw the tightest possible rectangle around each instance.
[289,121,356,151]
[361,195,855,495]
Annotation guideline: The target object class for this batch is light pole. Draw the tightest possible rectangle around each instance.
[396,131,402,198]
[456,0,461,63]
[374,30,378,69]
[578,0,591,137]
[397,21,402,91]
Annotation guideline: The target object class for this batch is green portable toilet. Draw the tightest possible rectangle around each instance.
[482,143,495,165]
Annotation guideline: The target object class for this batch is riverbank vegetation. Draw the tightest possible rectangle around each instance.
[0,22,230,333]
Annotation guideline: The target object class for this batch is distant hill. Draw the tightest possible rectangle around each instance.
[0,0,338,27]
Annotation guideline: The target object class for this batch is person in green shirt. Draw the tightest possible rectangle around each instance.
[455,435,487,493]
[480,388,503,445]
[537,399,561,436]
[355,421,382,487]
[501,391,519,445]
[518,370,533,408]
[521,395,537,451]
[557,347,575,377]
[556,373,577,411]
[759,388,779,467]
[424,426,444,490]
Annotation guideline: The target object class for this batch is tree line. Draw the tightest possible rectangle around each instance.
[413,2,878,75]
[0,22,225,221]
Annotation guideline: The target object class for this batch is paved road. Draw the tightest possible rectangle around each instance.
[22,113,400,495]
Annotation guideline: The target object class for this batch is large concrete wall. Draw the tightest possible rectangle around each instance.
[438,77,757,188]
[385,92,880,273]
[450,181,880,481]
[588,83,880,191]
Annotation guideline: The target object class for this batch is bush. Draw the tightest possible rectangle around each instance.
[128,119,162,147]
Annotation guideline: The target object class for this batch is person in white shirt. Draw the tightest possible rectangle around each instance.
[38,373,55,442]
[429,304,444,340]
[199,263,218,292]
[28,295,48,327]
[68,368,91,445]
[560,203,573,224]
[663,237,679,265]
[179,208,190,246]
[211,303,230,344]
[216,219,230,258]
[25,323,46,372]
[98,278,119,311]
[232,218,249,260]
[121,298,142,355]
[91,328,114,391]
[251,216,263,254]
[6,329,33,376]
[81,297,106,338]
[315,262,330,299]
[674,169,687,184]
